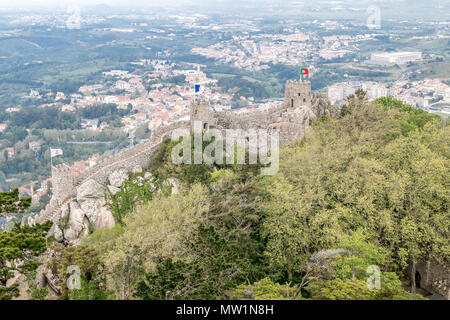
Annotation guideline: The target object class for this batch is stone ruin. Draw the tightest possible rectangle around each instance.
[20,77,450,300]
[412,260,450,299]
[30,78,331,242]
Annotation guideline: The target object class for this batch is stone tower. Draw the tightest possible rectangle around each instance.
[190,99,216,131]
[51,164,74,205]
[284,80,312,109]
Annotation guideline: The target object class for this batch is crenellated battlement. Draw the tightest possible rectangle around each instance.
[34,79,330,226]
[52,163,72,173]
[190,99,216,130]
[284,80,312,109]
[51,164,75,205]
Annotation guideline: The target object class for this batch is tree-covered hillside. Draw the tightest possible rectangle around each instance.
[1,96,448,300]
[72,96,447,300]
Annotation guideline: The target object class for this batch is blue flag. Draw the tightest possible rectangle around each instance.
[195,84,200,93]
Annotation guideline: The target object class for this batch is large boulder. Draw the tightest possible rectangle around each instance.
[292,105,316,123]
[77,179,106,201]
[311,93,334,117]
[79,197,115,230]
[94,206,115,230]
[52,224,64,242]
[51,175,121,243]
[79,198,102,226]
[62,201,90,242]
[108,169,129,188]
[55,180,117,242]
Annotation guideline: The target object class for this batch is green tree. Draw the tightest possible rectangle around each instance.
[0,222,52,300]
[101,184,210,299]
[135,124,150,140]
[135,225,248,300]
[260,99,448,295]
[232,278,294,300]
[0,188,31,214]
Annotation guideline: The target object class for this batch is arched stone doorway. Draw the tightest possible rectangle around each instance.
[415,271,422,288]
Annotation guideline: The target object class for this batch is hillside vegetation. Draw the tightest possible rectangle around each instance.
[2,96,448,300]
[75,96,448,300]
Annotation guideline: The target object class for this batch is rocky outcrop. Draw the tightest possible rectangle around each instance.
[77,179,106,200]
[108,168,129,188]
[106,185,120,195]
[311,93,334,117]
[5,247,64,300]
[144,172,154,181]
[131,165,143,174]
[47,168,181,243]
[35,79,325,242]
[35,247,63,298]
[60,201,90,242]
[50,179,115,243]
[6,271,30,300]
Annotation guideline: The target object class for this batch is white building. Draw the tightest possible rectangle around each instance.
[327,82,361,104]
[362,83,389,100]
[370,52,422,65]
[328,81,391,104]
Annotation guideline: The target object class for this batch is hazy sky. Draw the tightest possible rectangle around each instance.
[1,0,278,10]
[0,0,432,7]
[3,0,447,16]
[0,0,194,7]
[3,0,204,5]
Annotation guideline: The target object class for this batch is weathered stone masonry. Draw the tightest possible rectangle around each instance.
[413,260,450,299]
[33,120,189,224]
[33,79,330,225]
[28,78,450,300]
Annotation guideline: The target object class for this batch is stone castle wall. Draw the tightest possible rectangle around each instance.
[415,261,450,299]
[285,80,312,109]
[218,104,286,130]
[35,164,76,224]
[51,164,75,204]
[34,120,189,224]
[72,120,189,186]
[35,80,323,225]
